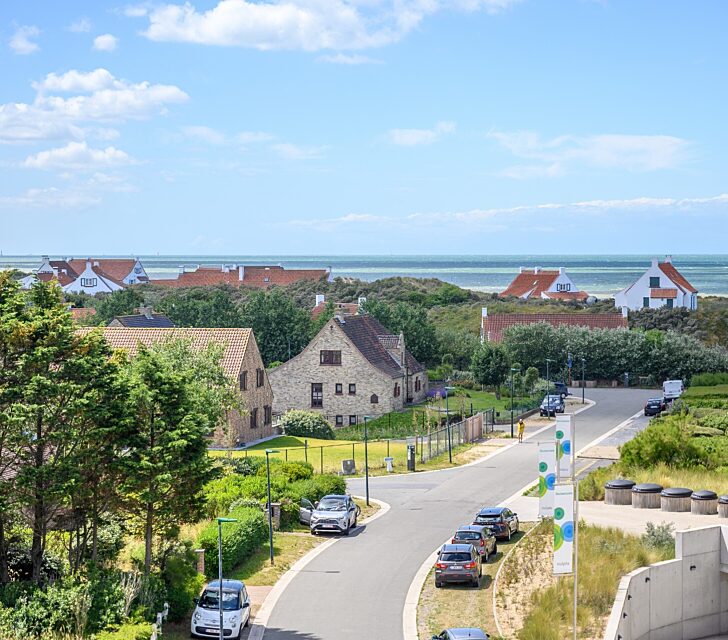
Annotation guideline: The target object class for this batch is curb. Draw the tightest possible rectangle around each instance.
[248,496,390,640]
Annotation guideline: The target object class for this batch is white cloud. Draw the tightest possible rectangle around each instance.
[35,68,119,93]
[182,125,227,145]
[93,34,119,51]
[272,142,327,160]
[489,130,691,176]
[387,121,455,146]
[318,53,383,64]
[22,141,135,171]
[9,25,40,55]
[68,18,93,33]
[133,0,519,50]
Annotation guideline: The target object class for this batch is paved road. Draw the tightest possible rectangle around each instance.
[263,389,653,640]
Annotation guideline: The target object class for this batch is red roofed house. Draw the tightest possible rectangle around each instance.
[21,256,149,294]
[150,264,331,289]
[311,294,363,320]
[614,256,698,311]
[500,266,588,301]
[480,307,628,343]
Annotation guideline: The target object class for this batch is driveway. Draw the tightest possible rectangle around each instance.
[263,388,653,640]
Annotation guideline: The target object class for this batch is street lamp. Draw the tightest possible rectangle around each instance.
[444,384,455,463]
[509,366,520,439]
[545,358,554,401]
[581,357,586,405]
[216,517,238,640]
[265,449,279,566]
[363,416,370,506]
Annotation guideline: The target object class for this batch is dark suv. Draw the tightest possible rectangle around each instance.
[451,525,497,561]
[553,382,570,398]
[435,543,482,588]
[473,507,519,540]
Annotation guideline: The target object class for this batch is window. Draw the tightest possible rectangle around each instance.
[320,350,342,366]
[335,383,343,395]
[263,277,270,283]
[311,383,323,408]
[667,299,674,309]
[348,383,356,395]
[335,415,343,426]
[643,297,650,308]
[239,371,248,391]
[250,407,258,429]
[256,368,264,387]
[80,277,97,287]
[264,405,272,425]
[414,378,421,392]
[349,415,357,425]
[370,394,379,404]
[394,383,401,398]
[649,276,660,288]
[556,283,571,292]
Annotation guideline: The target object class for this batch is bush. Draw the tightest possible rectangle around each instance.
[256,460,314,483]
[219,455,267,476]
[96,621,154,640]
[620,416,704,469]
[162,543,206,622]
[691,372,728,387]
[204,473,250,518]
[698,413,728,432]
[642,522,675,551]
[285,475,346,504]
[197,507,268,577]
[281,410,335,439]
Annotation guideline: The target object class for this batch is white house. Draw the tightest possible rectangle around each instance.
[499,267,589,301]
[62,260,125,295]
[614,256,698,311]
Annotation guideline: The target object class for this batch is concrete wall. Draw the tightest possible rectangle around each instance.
[604,525,728,640]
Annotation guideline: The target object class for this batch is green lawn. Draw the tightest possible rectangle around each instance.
[684,384,728,398]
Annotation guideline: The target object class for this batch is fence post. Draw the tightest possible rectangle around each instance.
[305,440,308,463]
[285,449,288,462]
[420,435,424,463]
[387,440,390,458]
[320,446,324,474]
[352,443,355,465]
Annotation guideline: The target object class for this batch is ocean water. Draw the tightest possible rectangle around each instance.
[2,254,727,296]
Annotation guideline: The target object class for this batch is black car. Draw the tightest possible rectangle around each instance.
[553,382,570,398]
[473,507,519,540]
[644,397,665,416]
[540,394,565,417]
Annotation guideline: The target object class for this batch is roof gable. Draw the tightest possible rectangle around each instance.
[658,262,697,294]
[500,270,560,298]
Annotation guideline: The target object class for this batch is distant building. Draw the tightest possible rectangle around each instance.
[150,264,331,288]
[68,307,97,323]
[21,256,149,294]
[480,307,628,343]
[500,267,588,301]
[109,307,175,328]
[77,327,274,446]
[311,294,364,320]
[269,315,428,427]
[614,256,698,311]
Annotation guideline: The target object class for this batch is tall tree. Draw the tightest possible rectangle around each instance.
[93,288,145,325]
[157,287,242,328]
[471,342,511,399]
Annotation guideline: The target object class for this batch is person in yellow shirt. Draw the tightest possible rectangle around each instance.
[517,418,526,443]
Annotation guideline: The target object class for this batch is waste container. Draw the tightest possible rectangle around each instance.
[384,456,394,473]
[407,444,416,471]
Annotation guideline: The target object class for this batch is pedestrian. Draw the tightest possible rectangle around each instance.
[517,418,525,443]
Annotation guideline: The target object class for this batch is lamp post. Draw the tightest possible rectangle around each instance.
[445,384,455,463]
[216,517,238,640]
[509,367,519,438]
[581,357,586,405]
[363,416,370,506]
[265,449,279,566]
[545,358,554,400]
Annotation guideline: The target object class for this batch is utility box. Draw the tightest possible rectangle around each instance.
[384,456,394,472]
[407,445,416,471]
[341,459,356,475]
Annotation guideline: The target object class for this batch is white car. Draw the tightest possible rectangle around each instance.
[191,579,250,639]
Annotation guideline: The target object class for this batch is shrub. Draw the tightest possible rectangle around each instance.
[197,507,268,577]
[697,413,728,432]
[620,416,703,469]
[96,621,154,640]
[219,455,267,476]
[281,410,335,440]
[642,522,675,551]
[691,372,728,387]
[162,543,206,622]
[256,460,313,483]
[204,473,250,518]
[285,475,347,504]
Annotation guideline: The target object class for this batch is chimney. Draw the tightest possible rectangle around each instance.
[143,306,153,319]
[621,306,629,319]
[93,260,99,267]
[222,264,228,273]
[534,266,541,274]
[238,265,244,281]
[519,266,524,273]
[178,265,185,274]
[651,257,659,268]
[665,255,672,264]
[315,294,325,306]
[482,307,488,318]
[335,314,345,324]
[86,260,92,270]
[559,267,565,274]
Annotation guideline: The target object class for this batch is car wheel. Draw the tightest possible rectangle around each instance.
[311,529,317,536]
[483,550,488,562]
[353,516,358,529]
[435,580,442,588]
[493,543,498,556]
[471,576,479,588]
[343,524,350,536]
[507,528,512,541]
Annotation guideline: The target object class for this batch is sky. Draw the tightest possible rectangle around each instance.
[1,0,728,255]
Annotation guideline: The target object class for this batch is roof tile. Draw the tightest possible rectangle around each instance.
[482,313,628,343]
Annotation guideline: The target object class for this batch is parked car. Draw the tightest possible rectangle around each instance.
[540,394,565,417]
[644,397,666,416]
[431,629,489,639]
[451,524,497,561]
[191,579,250,639]
[435,543,482,588]
[553,381,570,398]
[473,507,519,540]
[302,494,361,535]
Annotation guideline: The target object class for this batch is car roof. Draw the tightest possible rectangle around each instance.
[456,525,486,533]
[446,629,488,639]
[441,543,474,553]
[477,507,506,515]
[206,579,244,592]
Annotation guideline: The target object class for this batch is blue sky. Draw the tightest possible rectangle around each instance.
[1,0,727,255]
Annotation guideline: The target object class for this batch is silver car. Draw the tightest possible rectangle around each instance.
[300,494,360,536]
[432,630,489,640]
[434,543,482,588]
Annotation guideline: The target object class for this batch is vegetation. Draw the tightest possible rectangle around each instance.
[471,342,511,399]
[281,410,336,440]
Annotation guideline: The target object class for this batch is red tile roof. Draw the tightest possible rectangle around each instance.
[500,270,560,298]
[36,271,75,287]
[658,262,697,294]
[69,307,97,322]
[482,313,628,343]
[150,265,329,288]
[68,259,139,283]
[650,288,678,299]
[311,301,359,319]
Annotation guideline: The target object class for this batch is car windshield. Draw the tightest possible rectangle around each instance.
[476,515,500,522]
[440,552,472,562]
[316,498,347,511]
[455,531,479,540]
[199,590,239,610]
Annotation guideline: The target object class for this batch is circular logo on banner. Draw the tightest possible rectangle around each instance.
[545,473,556,490]
[539,461,548,473]
[556,430,564,440]
[562,521,574,542]
[561,440,571,455]
[554,524,564,551]
[554,507,565,520]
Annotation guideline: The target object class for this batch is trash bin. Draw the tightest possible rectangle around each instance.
[691,490,718,515]
[604,479,636,505]
[660,487,692,512]
[407,444,416,471]
[384,456,394,473]
[631,483,662,509]
[718,495,728,518]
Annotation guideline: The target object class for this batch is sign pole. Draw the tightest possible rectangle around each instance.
[572,416,577,640]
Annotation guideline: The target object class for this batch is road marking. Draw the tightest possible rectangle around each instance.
[249,496,390,640]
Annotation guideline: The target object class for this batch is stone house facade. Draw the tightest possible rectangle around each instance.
[77,327,274,446]
[268,315,428,427]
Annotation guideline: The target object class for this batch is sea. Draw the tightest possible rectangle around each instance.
[2,254,727,297]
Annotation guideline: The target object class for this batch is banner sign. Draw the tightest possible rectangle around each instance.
[555,414,573,480]
[538,442,556,518]
[553,483,575,575]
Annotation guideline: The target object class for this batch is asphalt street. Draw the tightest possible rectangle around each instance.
[263,388,654,640]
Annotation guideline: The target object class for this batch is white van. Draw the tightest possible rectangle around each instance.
[191,579,250,639]
[663,379,684,401]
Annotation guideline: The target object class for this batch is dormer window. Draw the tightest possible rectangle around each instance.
[80,277,97,287]
[556,283,571,292]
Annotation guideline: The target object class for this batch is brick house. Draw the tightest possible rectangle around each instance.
[77,327,274,446]
[268,315,428,427]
